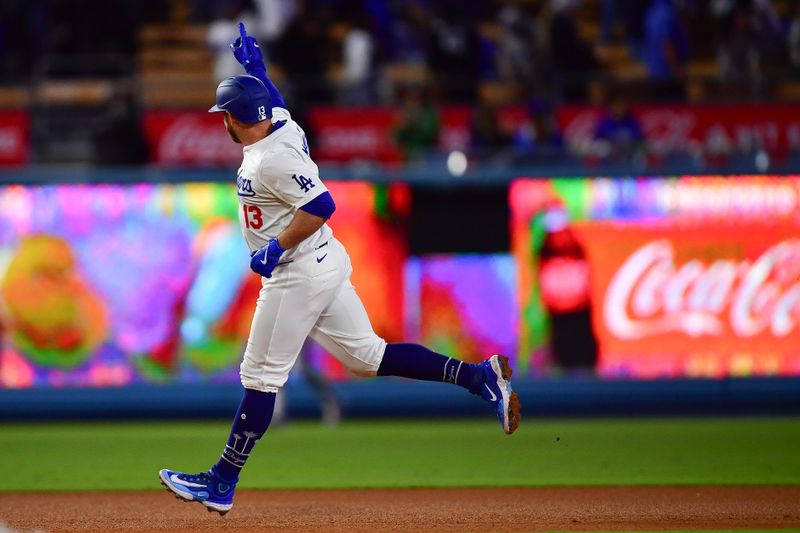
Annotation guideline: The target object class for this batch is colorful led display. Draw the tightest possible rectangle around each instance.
[511,176,800,378]
[404,255,517,364]
[0,182,408,388]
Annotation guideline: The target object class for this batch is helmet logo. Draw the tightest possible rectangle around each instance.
[257,106,266,121]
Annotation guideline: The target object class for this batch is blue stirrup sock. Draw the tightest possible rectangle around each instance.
[212,388,276,483]
[377,343,484,392]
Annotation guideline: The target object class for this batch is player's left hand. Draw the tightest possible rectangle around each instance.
[250,238,285,278]
[231,22,266,71]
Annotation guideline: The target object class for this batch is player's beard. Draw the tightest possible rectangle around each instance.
[224,115,242,144]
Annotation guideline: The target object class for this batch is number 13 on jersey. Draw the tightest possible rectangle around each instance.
[242,204,263,229]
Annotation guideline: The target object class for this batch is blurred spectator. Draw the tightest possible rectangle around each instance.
[749,0,784,66]
[393,86,440,162]
[428,4,481,102]
[44,0,141,77]
[789,4,800,74]
[253,0,298,44]
[600,0,619,44]
[0,2,47,81]
[339,13,376,105]
[549,0,600,100]
[363,0,394,54]
[388,3,430,64]
[717,5,760,80]
[93,85,149,165]
[275,0,334,103]
[471,103,513,160]
[643,0,689,99]
[496,4,548,86]
[476,22,501,81]
[207,1,257,82]
[600,0,649,52]
[619,0,649,53]
[513,100,565,161]
[593,96,646,161]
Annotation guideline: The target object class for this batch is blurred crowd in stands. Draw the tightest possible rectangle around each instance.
[6,0,800,101]
[1,0,800,168]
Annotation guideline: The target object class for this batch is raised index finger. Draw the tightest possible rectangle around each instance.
[238,21,247,40]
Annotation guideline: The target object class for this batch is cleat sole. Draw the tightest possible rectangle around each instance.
[492,355,521,435]
[506,391,521,435]
[496,355,513,380]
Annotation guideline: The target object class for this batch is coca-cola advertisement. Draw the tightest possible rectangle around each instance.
[143,104,800,165]
[142,111,242,166]
[557,104,800,158]
[0,111,29,165]
[307,103,800,163]
[510,176,800,378]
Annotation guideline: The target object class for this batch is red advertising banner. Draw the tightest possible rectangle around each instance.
[307,107,403,163]
[142,107,515,165]
[306,107,481,164]
[557,104,800,157]
[511,176,800,378]
[308,104,800,162]
[143,104,800,165]
[142,111,242,166]
[0,112,29,165]
[577,223,800,378]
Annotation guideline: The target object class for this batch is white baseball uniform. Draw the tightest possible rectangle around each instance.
[235,112,386,392]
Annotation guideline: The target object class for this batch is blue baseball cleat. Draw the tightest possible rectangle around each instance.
[158,468,235,515]
[476,355,521,435]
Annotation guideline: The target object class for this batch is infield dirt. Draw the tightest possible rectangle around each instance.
[2,486,799,532]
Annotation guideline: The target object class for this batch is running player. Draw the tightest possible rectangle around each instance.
[159,23,520,515]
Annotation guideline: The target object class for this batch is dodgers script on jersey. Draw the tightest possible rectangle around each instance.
[235,112,332,261]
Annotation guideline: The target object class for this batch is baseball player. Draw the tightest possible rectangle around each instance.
[159,23,521,515]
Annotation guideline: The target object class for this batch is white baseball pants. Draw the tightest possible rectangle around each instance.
[239,237,387,392]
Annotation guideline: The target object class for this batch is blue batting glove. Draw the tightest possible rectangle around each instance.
[231,22,266,72]
[250,238,285,278]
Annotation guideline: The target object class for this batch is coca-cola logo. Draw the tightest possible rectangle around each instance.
[605,239,800,339]
[562,109,700,156]
[158,116,241,164]
[560,106,800,156]
[638,109,696,155]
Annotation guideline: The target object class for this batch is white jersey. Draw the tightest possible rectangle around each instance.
[234,113,386,395]
[235,112,332,261]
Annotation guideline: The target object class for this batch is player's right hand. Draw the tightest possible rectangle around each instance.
[231,22,266,72]
[250,238,285,278]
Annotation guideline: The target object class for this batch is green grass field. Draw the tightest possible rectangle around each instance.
[1,417,799,492]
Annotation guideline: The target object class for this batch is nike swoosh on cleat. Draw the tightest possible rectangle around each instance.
[171,474,206,488]
[316,254,327,263]
[484,384,497,402]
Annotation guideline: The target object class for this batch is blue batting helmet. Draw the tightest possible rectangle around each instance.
[208,75,272,124]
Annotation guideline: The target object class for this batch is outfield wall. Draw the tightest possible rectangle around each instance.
[2,378,800,421]
[1,172,799,419]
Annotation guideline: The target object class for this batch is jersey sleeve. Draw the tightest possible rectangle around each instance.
[258,149,328,209]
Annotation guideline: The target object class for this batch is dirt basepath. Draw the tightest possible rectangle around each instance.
[1,487,799,532]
